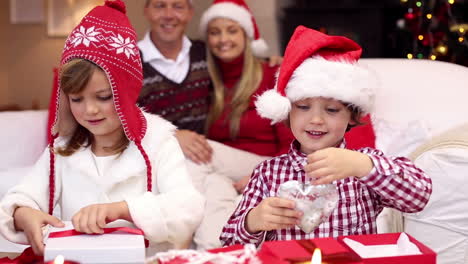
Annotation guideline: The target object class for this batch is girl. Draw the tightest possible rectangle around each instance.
[0,0,203,256]
[190,0,295,250]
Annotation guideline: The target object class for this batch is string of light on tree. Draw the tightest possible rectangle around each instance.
[397,0,467,62]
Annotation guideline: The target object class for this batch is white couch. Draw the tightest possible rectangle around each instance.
[0,110,48,252]
[1,59,468,263]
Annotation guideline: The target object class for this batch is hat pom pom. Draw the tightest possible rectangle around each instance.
[251,38,269,58]
[255,89,291,124]
[105,0,126,14]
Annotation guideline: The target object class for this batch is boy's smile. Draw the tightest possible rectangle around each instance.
[289,97,354,155]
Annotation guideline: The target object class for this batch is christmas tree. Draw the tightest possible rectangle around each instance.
[393,0,468,66]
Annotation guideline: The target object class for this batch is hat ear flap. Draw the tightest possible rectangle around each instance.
[255,89,291,124]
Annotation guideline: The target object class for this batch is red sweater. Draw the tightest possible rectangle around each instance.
[208,56,295,157]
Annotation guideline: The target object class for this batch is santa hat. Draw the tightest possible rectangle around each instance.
[47,0,150,214]
[255,26,375,124]
[199,0,268,57]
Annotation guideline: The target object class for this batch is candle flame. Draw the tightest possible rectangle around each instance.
[54,255,65,264]
[311,248,322,264]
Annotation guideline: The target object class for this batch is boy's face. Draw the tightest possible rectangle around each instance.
[289,97,353,155]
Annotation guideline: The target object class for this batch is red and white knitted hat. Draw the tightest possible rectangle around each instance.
[255,26,375,124]
[199,0,268,57]
[47,0,151,214]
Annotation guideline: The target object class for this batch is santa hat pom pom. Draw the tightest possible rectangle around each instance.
[105,0,126,14]
[251,38,269,58]
[255,89,291,124]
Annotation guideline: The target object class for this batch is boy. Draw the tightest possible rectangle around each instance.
[220,26,432,247]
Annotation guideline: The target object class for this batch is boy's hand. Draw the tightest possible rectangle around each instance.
[304,147,374,185]
[13,206,64,256]
[72,201,131,234]
[174,130,213,164]
[245,197,302,233]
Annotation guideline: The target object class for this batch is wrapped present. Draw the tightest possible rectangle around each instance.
[44,221,145,264]
[149,244,261,264]
[338,233,436,264]
[148,238,361,264]
[148,232,435,264]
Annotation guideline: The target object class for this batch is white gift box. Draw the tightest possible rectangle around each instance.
[44,221,145,264]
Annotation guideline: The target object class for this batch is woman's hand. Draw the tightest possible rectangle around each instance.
[13,206,64,256]
[174,130,213,164]
[233,175,251,193]
[268,55,283,67]
[304,147,374,185]
[245,197,302,233]
[72,201,130,234]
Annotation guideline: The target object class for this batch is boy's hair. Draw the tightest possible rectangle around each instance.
[205,35,263,139]
[56,59,129,156]
[343,103,364,132]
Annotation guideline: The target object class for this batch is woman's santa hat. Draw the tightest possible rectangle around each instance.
[199,0,269,57]
[47,0,150,214]
[255,26,376,124]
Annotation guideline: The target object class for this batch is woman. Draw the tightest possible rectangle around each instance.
[190,0,295,250]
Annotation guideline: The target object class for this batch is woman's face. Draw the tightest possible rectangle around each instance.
[207,17,246,62]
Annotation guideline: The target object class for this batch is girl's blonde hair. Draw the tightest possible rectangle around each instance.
[56,59,128,156]
[205,36,263,138]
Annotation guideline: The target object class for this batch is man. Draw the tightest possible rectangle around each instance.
[138,0,282,166]
[138,0,213,164]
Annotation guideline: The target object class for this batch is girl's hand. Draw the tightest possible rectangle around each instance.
[13,206,64,256]
[72,201,130,234]
[245,197,302,233]
[174,130,213,164]
[304,147,374,185]
[233,175,251,193]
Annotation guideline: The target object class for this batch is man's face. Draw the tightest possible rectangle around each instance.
[144,0,193,45]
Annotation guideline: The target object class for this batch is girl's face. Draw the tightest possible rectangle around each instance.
[207,17,246,62]
[68,69,123,145]
[289,97,353,155]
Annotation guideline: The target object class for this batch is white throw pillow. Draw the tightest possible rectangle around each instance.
[404,147,468,264]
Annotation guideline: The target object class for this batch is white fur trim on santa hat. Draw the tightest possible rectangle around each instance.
[286,56,376,114]
[251,38,269,57]
[255,88,291,124]
[199,2,254,39]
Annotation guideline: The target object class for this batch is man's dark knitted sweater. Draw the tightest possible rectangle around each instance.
[138,40,211,134]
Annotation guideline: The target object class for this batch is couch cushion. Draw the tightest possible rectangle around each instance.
[359,59,468,155]
[0,110,48,170]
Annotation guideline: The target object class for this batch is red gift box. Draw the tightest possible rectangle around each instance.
[338,233,436,264]
[258,238,362,264]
